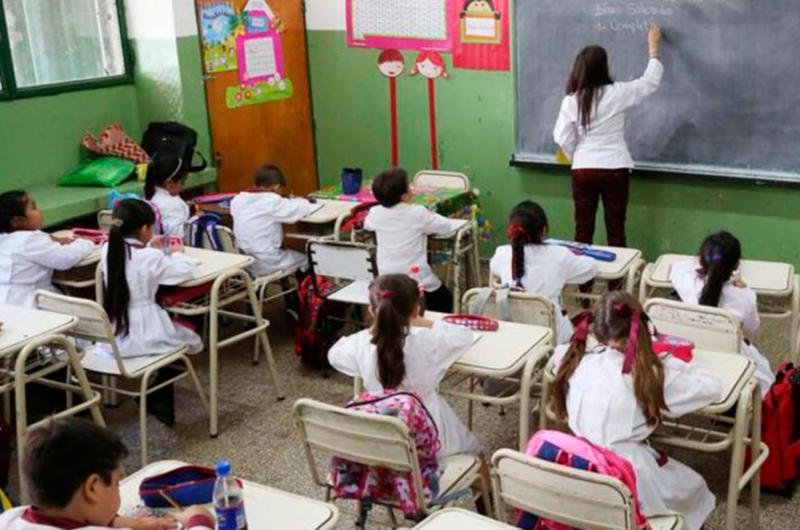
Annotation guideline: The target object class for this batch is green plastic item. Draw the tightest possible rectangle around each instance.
[59,157,136,188]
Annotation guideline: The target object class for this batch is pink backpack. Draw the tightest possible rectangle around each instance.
[519,430,648,530]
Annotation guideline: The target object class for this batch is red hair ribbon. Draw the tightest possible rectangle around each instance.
[506,223,531,243]
[613,303,647,374]
[570,310,594,344]
[380,291,396,300]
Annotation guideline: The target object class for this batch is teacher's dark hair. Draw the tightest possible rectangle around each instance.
[698,231,741,307]
[566,46,614,130]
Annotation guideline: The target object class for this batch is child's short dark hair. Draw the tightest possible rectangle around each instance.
[254,164,286,188]
[372,168,409,207]
[0,190,29,233]
[23,418,128,508]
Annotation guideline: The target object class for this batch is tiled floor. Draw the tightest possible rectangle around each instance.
[10,295,800,529]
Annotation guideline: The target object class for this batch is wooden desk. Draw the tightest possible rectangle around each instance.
[640,253,799,362]
[430,312,553,451]
[412,508,515,529]
[121,460,339,530]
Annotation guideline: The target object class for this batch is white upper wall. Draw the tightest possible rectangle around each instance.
[306,0,346,31]
[125,0,198,39]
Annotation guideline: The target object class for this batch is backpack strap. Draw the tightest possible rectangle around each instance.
[469,287,512,321]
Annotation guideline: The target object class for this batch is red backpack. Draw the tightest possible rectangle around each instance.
[294,275,339,371]
[759,362,800,494]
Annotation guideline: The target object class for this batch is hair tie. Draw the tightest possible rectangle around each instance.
[570,310,594,344]
[380,291,395,300]
[710,252,724,263]
[506,223,531,243]
[612,303,648,374]
[111,219,123,227]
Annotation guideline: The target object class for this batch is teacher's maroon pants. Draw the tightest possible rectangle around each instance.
[571,168,631,247]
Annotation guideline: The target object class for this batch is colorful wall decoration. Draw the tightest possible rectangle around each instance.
[452,0,510,71]
[200,1,239,73]
[347,0,457,52]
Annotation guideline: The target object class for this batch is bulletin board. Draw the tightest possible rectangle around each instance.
[346,0,456,51]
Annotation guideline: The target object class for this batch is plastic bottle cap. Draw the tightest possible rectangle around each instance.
[215,460,231,476]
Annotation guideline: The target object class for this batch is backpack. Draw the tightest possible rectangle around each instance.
[294,275,337,370]
[187,213,223,250]
[757,362,800,494]
[141,122,208,173]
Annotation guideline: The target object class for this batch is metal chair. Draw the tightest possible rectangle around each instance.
[412,170,470,191]
[644,298,743,353]
[35,291,208,466]
[293,398,491,528]
[491,448,685,530]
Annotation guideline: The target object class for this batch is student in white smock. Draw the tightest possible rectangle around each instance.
[145,154,192,238]
[551,291,722,530]
[0,190,95,307]
[98,199,203,358]
[490,200,597,344]
[670,231,774,396]
[230,164,319,277]
[0,417,214,530]
[364,168,467,313]
[328,273,482,458]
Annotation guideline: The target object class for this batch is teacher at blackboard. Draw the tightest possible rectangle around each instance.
[553,25,663,247]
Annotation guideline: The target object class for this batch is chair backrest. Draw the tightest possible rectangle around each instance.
[292,398,428,511]
[97,209,113,231]
[413,170,470,190]
[492,449,639,530]
[644,298,742,353]
[307,241,377,282]
[189,224,238,253]
[34,290,129,376]
[462,288,557,344]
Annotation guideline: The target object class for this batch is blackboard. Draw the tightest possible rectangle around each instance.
[514,0,800,183]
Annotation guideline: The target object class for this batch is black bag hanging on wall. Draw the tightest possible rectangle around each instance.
[142,122,208,173]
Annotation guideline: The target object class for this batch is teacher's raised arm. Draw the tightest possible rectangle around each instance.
[553,25,663,248]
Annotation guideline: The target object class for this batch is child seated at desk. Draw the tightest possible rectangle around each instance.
[0,417,214,530]
[364,168,466,313]
[329,274,482,458]
[145,154,192,239]
[230,164,318,277]
[550,291,722,530]
[669,231,775,396]
[0,190,95,308]
[490,201,598,344]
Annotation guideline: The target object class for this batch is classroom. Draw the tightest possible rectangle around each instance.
[0,0,799,529]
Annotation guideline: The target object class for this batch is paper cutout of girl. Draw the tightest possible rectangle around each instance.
[410,52,448,169]
[378,50,405,166]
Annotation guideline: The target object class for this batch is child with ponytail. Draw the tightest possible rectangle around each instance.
[328,273,482,457]
[489,200,597,343]
[100,199,203,358]
[145,154,192,238]
[550,291,722,530]
[670,231,774,396]
[0,190,95,307]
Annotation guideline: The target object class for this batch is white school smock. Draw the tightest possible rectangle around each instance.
[670,259,775,396]
[364,203,467,292]
[0,231,95,307]
[150,187,191,238]
[553,58,664,169]
[0,506,214,530]
[489,244,598,344]
[328,321,483,457]
[553,344,722,530]
[96,241,203,358]
[230,191,318,277]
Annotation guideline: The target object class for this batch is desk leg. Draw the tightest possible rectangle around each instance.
[518,354,540,452]
[725,379,753,530]
[248,280,284,401]
[791,275,799,364]
[209,289,220,437]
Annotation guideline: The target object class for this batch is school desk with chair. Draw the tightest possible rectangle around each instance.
[411,508,516,530]
[539,348,767,530]
[120,460,340,530]
[89,246,284,438]
[0,304,105,496]
[639,253,799,362]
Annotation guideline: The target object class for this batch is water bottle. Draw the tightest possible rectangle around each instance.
[409,265,426,316]
[213,461,247,530]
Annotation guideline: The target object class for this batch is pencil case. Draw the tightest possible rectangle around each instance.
[139,465,218,508]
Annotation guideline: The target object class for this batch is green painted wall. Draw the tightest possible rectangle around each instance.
[0,86,140,188]
[308,31,800,266]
